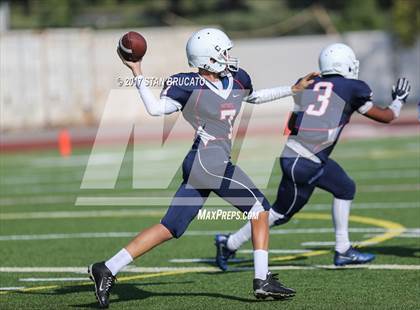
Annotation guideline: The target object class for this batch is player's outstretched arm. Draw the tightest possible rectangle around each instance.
[364,78,411,123]
[291,72,320,93]
[245,72,319,104]
[117,50,180,116]
[363,106,396,123]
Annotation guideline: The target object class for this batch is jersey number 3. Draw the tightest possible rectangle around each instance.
[306,82,333,116]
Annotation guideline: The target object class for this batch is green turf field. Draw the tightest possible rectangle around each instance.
[0,136,419,309]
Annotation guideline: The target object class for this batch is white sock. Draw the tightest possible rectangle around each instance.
[227,209,282,251]
[332,198,351,253]
[105,248,133,276]
[227,221,252,251]
[253,249,268,280]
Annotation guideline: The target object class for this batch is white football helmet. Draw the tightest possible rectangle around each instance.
[318,43,359,79]
[186,28,239,73]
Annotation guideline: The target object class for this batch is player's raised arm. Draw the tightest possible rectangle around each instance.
[245,72,319,104]
[292,72,320,93]
[364,78,411,123]
[117,49,181,116]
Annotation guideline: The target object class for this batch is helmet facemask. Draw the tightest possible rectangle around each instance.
[348,59,359,79]
[210,49,239,73]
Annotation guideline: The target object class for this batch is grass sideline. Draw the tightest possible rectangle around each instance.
[0,136,419,309]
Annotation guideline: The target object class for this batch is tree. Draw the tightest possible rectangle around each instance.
[392,0,420,46]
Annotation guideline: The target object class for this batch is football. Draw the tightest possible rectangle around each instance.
[118,31,147,62]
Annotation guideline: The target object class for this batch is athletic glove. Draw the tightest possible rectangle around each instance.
[389,78,410,118]
[392,77,411,102]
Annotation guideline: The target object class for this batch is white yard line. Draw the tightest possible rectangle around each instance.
[0,232,136,241]
[30,154,122,167]
[169,250,312,263]
[19,277,87,282]
[238,249,311,254]
[267,184,420,196]
[0,228,416,241]
[169,258,247,263]
[0,209,168,220]
[0,287,25,291]
[350,169,419,180]
[0,267,88,273]
[1,168,417,187]
[1,177,419,196]
[1,202,418,220]
[75,187,420,205]
[5,182,417,196]
[310,202,419,210]
[0,196,75,206]
[301,241,336,246]
[354,184,420,192]
[1,265,420,275]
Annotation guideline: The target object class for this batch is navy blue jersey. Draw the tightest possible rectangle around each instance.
[161,68,253,154]
[287,75,372,162]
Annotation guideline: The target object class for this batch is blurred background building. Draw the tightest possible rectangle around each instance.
[0,0,418,134]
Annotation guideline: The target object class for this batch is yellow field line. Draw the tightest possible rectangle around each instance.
[0,213,405,295]
[270,212,405,262]
[0,270,191,295]
[117,270,194,282]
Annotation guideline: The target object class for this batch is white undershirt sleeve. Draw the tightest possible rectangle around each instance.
[135,75,181,116]
[244,86,294,104]
[357,101,373,114]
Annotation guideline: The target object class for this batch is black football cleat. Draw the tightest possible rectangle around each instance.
[88,262,116,308]
[334,246,376,266]
[253,272,296,300]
